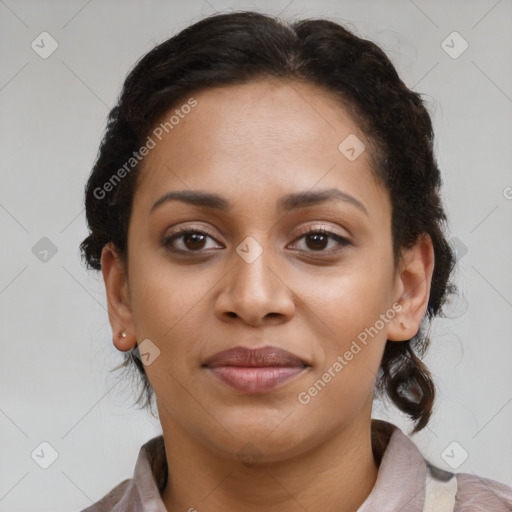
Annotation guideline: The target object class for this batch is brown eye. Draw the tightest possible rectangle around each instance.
[289,228,351,254]
[162,229,221,253]
[182,232,207,250]
[304,232,329,250]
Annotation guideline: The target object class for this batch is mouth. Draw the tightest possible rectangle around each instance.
[202,345,310,393]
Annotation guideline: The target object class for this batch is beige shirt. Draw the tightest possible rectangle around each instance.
[82,419,512,511]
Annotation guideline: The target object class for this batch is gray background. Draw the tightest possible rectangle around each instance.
[1,0,511,510]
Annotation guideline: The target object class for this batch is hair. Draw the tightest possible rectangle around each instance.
[80,10,456,434]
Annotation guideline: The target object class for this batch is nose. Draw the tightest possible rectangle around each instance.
[214,243,295,327]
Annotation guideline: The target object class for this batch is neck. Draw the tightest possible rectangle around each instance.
[160,413,379,512]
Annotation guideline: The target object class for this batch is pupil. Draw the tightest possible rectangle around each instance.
[186,233,205,249]
[307,233,327,250]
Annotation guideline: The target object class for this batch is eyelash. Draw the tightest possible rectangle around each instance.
[162,227,351,256]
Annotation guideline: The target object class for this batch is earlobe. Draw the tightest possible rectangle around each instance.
[100,242,136,352]
[387,234,435,342]
[114,329,135,352]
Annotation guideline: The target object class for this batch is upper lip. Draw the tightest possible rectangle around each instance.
[202,346,309,368]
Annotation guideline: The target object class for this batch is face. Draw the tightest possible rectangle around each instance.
[103,79,433,461]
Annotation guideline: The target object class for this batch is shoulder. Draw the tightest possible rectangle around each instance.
[80,478,132,512]
[372,420,512,511]
[79,435,167,512]
[454,471,512,511]
[424,461,512,511]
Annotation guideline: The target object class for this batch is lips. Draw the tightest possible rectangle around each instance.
[203,346,308,368]
[202,346,310,393]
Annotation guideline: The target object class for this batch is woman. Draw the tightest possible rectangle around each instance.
[79,10,512,512]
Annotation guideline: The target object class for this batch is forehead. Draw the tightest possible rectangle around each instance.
[133,79,388,220]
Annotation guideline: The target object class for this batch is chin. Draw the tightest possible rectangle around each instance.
[199,410,318,462]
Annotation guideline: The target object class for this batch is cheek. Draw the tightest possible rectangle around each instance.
[294,265,393,402]
[130,266,168,327]
[126,217,197,331]
[292,262,393,340]
[297,274,389,415]
[128,258,219,359]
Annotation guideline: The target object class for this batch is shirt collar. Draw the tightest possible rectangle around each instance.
[358,419,427,511]
[97,419,428,512]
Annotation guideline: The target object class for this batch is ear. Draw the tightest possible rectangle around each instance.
[101,242,136,352]
[386,233,435,342]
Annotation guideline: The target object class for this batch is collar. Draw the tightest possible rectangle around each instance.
[89,419,429,512]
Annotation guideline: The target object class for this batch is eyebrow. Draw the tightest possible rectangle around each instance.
[149,188,368,216]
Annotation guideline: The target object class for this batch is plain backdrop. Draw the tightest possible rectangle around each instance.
[1,1,511,510]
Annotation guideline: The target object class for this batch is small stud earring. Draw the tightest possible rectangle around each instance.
[120,330,127,338]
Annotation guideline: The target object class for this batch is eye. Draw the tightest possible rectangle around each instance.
[162,226,351,255]
[288,227,351,254]
[162,228,222,253]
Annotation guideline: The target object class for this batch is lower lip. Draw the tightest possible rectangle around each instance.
[208,366,307,393]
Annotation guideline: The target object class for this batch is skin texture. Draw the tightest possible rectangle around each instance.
[101,79,434,512]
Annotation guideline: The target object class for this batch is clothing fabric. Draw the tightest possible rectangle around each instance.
[82,419,512,511]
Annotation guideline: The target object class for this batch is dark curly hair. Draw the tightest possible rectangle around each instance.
[80,10,456,434]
